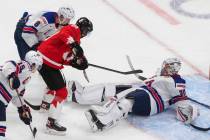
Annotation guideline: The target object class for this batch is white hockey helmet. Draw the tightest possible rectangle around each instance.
[57,6,75,25]
[25,51,43,71]
[161,58,181,76]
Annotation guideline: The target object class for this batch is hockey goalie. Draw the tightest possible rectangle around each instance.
[67,58,199,131]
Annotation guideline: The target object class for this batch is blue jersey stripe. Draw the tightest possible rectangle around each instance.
[42,12,57,24]
[142,86,164,113]
[0,82,12,103]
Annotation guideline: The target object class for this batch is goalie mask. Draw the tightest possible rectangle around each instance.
[161,58,181,76]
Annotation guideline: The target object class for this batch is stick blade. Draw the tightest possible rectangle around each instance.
[24,99,41,110]
[32,127,37,138]
[124,69,143,74]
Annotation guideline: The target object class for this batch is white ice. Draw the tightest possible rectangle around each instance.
[0,0,209,140]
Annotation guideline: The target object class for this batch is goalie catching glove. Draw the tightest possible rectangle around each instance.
[17,105,32,125]
[176,104,199,124]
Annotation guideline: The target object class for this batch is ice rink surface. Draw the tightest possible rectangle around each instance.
[0,0,210,140]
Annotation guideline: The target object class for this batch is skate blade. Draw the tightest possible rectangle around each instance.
[84,111,98,132]
[45,128,66,136]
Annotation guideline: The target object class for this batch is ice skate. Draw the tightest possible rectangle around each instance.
[45,117,67,136]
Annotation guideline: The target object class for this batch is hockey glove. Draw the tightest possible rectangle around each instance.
[8,73,20,90]
[71,42,84,58]
[176,104,199,124]
[17,105,32,125]
[16,12,29,29]
[71,56,88,70]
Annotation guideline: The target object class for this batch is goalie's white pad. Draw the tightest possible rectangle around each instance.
[67,80,116,104]
[85,98,133,131]
[67,80,84,102]
[90,96,117,115]
[176,104,199,124]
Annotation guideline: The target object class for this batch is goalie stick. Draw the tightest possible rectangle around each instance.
[190,124,210,131]
[126,55,146,80]
[187,97,210,109]
[125,55,210,131]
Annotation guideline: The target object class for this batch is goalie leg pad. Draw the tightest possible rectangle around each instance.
[85,109,105,132]
[86,98,133,131]
[68,81,116,105]
[67,80,84,102]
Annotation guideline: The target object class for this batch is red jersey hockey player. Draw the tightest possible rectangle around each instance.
[37,17,93,135]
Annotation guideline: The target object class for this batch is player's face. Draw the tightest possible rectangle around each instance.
[31,64,36,73]
[81,27,91,38]
[58,15,70,26]
[31,64,41,73]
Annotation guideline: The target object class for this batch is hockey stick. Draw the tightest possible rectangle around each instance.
[24,99,41,111]
[83,70,90,82]
[15,90,37,138]
[188,97,210,109]
[126,55,146,80]
[126,55,210,131]
[190,124,210,131]
[88,63,143,75]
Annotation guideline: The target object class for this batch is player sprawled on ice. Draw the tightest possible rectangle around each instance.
[67,58,199,132]
[36,17,93,135]
[0,51,43,138]
[14,6,75,60]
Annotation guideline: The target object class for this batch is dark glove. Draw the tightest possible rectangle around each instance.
[17,105,32,125]
[71,42,84,58]
[16,12,29,29]
[8,73,20,89]
[71,56,88,70]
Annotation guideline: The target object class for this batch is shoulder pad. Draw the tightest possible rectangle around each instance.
[42,12,57,24]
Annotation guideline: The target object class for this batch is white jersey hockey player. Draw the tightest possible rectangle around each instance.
[14,6,75,60]
[14,6,75,113]
[0,51,43,138]
[67,58,199,131]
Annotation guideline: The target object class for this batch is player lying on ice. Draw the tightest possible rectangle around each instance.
[0,51,43,138]
[67,57,199,131]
